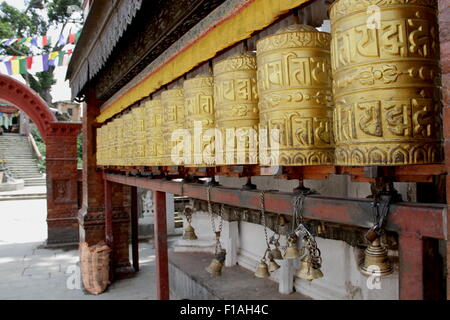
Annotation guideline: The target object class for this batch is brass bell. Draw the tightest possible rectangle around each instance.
[268,258,281,273]
[182,223,198,240]
[284,235,301,259]
[295,258,323,281]
[206,249,226,276]
[271,246,283,260]
[254,259,270,278]
[205,258,223,276]
[359,238,393,276]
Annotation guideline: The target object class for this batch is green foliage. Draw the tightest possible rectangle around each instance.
[31,127,46,172]
[48,0,83,24]
[77,133,82,168]
[0,0,83,104]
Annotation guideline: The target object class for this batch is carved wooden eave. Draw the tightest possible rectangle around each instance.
[66,0,143,99]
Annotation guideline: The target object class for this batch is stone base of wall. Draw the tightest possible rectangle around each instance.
[46,226,79,247]
[169,251,310,300]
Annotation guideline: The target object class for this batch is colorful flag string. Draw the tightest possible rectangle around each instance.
[0,31,81,50]
[0,49,73,76]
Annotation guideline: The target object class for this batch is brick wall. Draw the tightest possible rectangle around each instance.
[438,0,450,300]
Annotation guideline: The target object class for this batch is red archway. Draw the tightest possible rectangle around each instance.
[0,74,81,245]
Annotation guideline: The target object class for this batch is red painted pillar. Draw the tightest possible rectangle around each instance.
[154,191,169,300]
[398,232,425,300]
[131,186,139,272]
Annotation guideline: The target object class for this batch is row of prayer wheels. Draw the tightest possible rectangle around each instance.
[97,0,443,167]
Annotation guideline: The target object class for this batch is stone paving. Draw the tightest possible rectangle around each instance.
[0,198,177,300]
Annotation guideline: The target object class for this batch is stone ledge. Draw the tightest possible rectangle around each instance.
[0,179,25,192]
[169,251,311,300]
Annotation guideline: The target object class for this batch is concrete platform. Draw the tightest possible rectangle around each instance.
[169,252,311,300]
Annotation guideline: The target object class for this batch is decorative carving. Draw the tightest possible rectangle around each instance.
[53,179,71,204]
[257,24,334,165]
[331,0,442,165]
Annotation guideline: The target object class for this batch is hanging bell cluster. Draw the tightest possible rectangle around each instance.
[295,238,323,282]
[182,206,198,241]
[255,250,280,279]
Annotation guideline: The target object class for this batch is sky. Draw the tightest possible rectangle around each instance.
[1,0,74,102]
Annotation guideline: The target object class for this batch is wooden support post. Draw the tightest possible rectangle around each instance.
[104,179,113,247]
[131,186,139,272]
[154,191,169,300]
[398,232,424,300]
[104,179,113,281]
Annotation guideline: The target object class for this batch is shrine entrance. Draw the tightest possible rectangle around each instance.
[0,74,81,245]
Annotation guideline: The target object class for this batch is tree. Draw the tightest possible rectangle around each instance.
[0,0,83,106]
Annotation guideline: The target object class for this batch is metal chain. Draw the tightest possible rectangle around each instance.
[259,191,270,250]
[207,184,224,253]
[366,191,393,242]
[292,191,322,266]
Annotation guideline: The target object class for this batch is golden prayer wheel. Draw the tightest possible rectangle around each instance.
[257,24,334,165]
[96,126,105,166]
[330,0,442,165]
[107,121,115,165]
[144,99,164,166]
[183,75,215,167]
[114,118,124,166]
[213,53,259,165]
[132,106,146,166]
[122,112,134,166]
[161,87,185,166]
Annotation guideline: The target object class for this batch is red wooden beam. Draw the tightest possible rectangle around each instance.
[154,190,169,300]
[104,173,447,240]
[131,186,139,272]
[398,233,425,300]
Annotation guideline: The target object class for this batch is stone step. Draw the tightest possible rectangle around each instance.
[0,193,47,201]
[25,181,46,187]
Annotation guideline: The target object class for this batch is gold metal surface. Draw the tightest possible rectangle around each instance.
[122,112,134,166]
[206,258,224,276]
[161,88,185,166]
[257,24,334,165]
[132,106,146,166]
[254,260,270,278]
[144,99,164,166]
[295,258,324,281]
[96,126,105,166]
[213,53,259,165]
[115,118,125,166]
[330,0,442,165]
[284,235,301,259]
[183,76,215,167]
[359,238,393,276]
